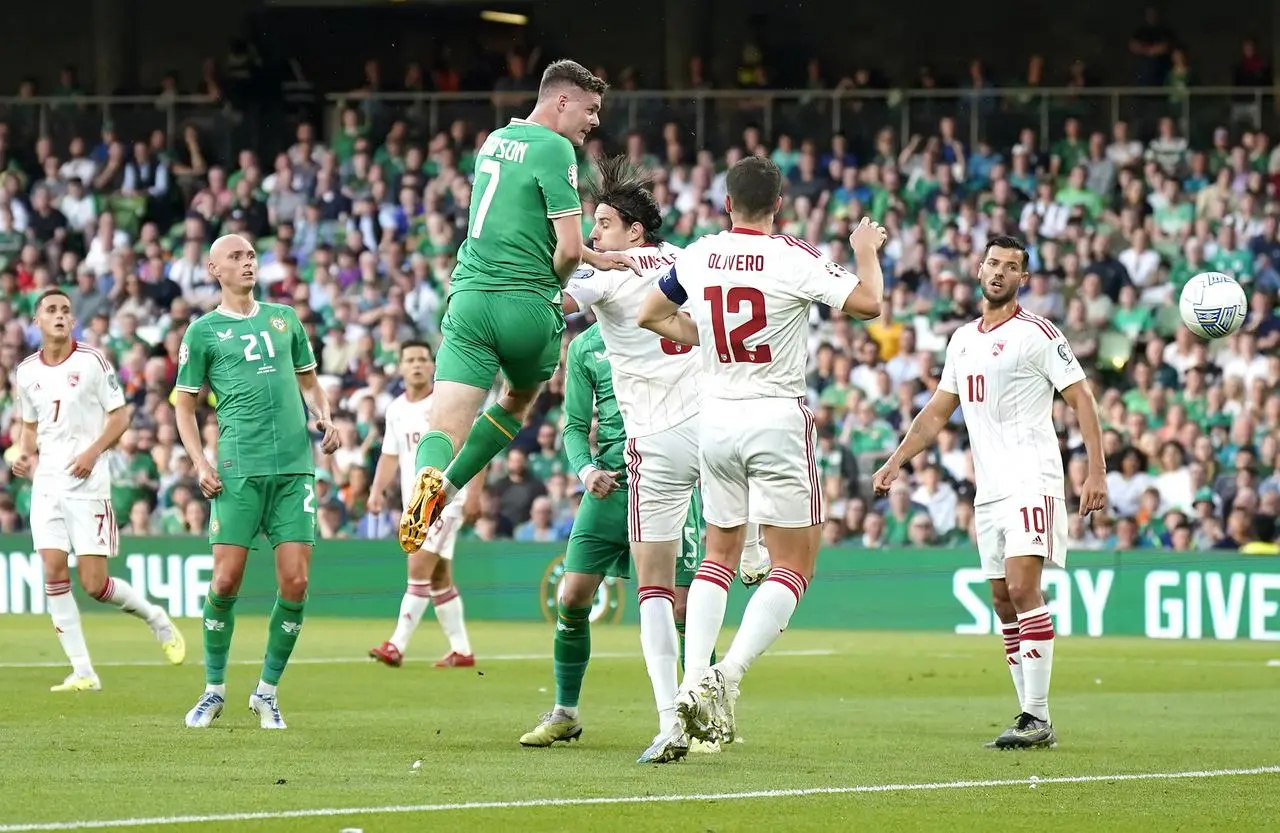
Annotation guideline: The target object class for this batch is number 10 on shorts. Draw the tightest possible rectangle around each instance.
[1019,505,1047,534]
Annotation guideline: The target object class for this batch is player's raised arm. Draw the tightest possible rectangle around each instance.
[637,267,700,346]
[841,219,887,320]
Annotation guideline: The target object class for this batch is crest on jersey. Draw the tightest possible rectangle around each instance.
[67,372,81,388]
[992,341,1006,357]
[270,317,287,332]
[107,372,120,391]
[568,163,578,189]
[178,343,190,366]
[1057,343,1075,364]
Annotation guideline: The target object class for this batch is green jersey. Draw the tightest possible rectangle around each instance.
[563,324,626,482]
[450,118,582,304]
[175,301,317,478]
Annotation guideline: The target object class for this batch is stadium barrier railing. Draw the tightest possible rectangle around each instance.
[0,536,1277,641]
[323,86,1278,152]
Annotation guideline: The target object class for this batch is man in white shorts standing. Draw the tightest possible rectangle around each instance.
[874,235,1109,749]
[11,289,185,692]
[561,156,770,763]
[637,156,885,744]
[368,340,477,668]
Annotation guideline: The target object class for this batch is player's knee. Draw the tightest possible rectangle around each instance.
[80,574,109,600]
[1004,576,1041,610]
[41,558,70,584]
[429,560,452,590]
[209,569,245,598]
[278,572,308,602]
[499,387,539,417]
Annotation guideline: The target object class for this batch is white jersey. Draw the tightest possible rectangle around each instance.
[664,229,860,400]
[565,242,702,437]
[939,308,1087,506]
[382,392,467,516]
[14,342,127,499]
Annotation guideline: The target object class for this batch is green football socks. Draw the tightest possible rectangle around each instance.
[413,430,455,474]
[553,603,592,709]
[676,620,716,674]
[443,404,523,490]
[261,596,306,686]
[202,592,237,686]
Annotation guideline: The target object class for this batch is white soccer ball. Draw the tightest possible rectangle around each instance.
[1178,272,1247,339]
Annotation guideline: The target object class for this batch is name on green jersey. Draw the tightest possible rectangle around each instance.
[479,135,529,164]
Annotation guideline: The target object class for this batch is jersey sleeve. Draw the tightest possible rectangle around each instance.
[17,373,35,423]
[1030,332,1088,392]
[381,407,401,456]
[563,267,614,310]
[537,137,582,220]
[561,339,597,478]
[938,335,961,395]
[174,324,208,393]
[289,307,318,373]
[790,245,862,309]
[96,359,127,412]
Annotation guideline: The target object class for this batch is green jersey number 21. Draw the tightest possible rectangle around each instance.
[471,158,502,239]
[241,331,277,362]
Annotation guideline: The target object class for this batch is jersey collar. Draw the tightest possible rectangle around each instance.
[215,302,260,320]
[39,339,77,367]
[977,304,1021,334]
[729,227,767,235]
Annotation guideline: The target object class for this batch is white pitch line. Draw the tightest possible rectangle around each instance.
[0,648,836,670]
[1,766,1277,832]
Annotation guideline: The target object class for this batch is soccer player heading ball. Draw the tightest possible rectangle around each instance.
[174,233,340,730]
[398,59,637,553]
[875,236,1109,749]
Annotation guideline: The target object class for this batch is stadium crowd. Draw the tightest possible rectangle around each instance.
[2,49,1280,556]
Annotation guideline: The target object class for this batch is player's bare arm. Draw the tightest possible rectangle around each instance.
[66,405,130,479]
[873,389,961,496]
[174,390,222,498]
[11,420,37,478]
[296,369,339,455]
[1059,379,1109,515]
[636,291,699,346]
[842,218,888,320]
[367,449,399,515]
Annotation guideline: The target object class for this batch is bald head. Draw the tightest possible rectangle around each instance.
[208,233,258,293]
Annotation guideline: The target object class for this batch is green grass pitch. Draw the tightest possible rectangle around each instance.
[1,615,1277,832]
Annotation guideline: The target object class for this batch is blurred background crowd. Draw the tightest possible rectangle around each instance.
[1,4,1279,555]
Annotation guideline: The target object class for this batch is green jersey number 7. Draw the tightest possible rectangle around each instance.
[471,158,502,239]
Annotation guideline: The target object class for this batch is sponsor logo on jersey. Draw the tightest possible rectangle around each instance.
[567,163,578,189]
[178,343,190,365]
[540,554,623,625]
[216,329,233,342]
[67,372,80,388]
[270,317,287,332]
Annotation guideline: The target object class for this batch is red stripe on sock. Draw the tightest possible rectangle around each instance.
[767,568,808,602]
[637,585,675,604]
[45,582,71,596]
[693,561,735,591]
[1019,615,1054,632]
[430,588,459,605]
[407,583,432,598]
[93,578,115,602]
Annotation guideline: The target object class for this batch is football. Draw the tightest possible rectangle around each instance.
[1178,272,1247,339]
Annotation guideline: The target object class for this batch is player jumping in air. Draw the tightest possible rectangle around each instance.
[398,59,637,555]
[638,157,885,745]
[873,235,1109,750]
[12,289,185,691]
[558,157,770,762]
[175,233,340,730]
[518,323,720,758]
[368,340,478,668]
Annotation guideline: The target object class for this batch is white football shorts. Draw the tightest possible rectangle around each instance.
[30,494,118,557]
[699,397,825,529]
[624,413,701,542]
[974,494,1068,579]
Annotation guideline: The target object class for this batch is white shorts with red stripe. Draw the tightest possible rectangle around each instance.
[413,503,464,560]
[623,414,700,542]
[698,397,825,529]
[974,494,1068,579]
[30,493,118,557]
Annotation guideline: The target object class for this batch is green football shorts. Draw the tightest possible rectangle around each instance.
[565,489,631,579]
[436,289,565,391]
[209,474,317,549]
